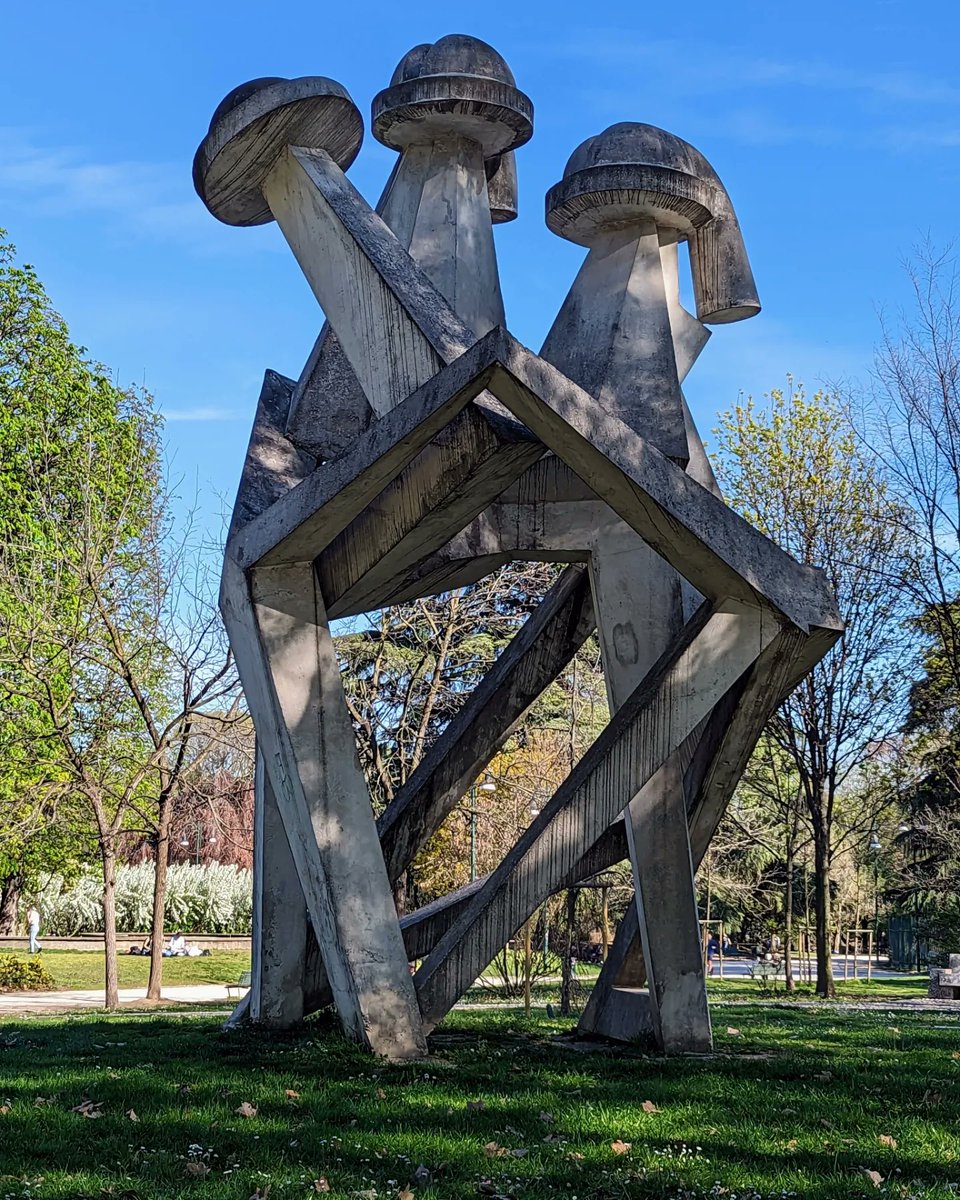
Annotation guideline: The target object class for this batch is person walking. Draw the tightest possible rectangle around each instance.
[26,905,41,954]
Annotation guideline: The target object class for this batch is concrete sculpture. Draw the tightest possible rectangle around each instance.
[194,34,843,1061]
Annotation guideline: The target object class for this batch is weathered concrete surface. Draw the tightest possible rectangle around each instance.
[229,370,316,539]
[542,221,687,464]
[220,554,426,1060]
[193,75,363,227]
[579,622,839,1040]
[198,64,845,1057]
[545,122,760,325]
[588,531,711,1052]
[250,748,306,1027]
[414,600,777,1032]
[286,35,525,460]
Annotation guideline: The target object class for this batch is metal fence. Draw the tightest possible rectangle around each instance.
[888,914,929,971]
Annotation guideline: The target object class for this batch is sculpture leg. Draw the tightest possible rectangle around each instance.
[221,554,426,1060]
[250,746,307,1027]
[587,531,711,1052]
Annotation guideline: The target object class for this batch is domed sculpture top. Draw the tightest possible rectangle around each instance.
[194,76,364,227]
[372,34,533,157]
[545,122,760,324]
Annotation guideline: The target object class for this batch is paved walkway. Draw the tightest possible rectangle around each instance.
[0,984,233,1015]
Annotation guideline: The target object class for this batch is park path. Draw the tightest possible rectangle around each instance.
[2,986,956,1019]
[0,984,232,1015]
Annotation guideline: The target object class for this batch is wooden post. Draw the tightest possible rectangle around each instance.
[523,917,533,1015]
[601,887,611,962]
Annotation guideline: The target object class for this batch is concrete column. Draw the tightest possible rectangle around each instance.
[250,746,306,1026]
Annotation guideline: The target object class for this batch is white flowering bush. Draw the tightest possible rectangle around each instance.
[35,863,252,934]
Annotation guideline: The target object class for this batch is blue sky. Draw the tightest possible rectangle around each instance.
[1,0,957,539]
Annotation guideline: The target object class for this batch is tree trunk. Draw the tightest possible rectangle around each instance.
[101,842,120,1009]
[0,873,24,936]
[146,812,171,1000]
[784,836,795,991]
[813,829,835,998]
[560,888,576,1016]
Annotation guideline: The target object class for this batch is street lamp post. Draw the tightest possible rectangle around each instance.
[470,776,497,883]
[869,833,881,964]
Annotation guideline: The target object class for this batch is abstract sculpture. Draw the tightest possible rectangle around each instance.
[194,35,842,1061]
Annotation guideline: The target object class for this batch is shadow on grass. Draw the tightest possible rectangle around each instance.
[0,1006,956,1198]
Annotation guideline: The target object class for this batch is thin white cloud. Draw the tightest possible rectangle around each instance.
[0,129,280,255]
[163,406,242,422]
[536,33,960,108]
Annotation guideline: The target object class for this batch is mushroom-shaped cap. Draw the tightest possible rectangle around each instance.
[389,34,517,87]
[194,76,363,227]
[546,122,760,323]
[372,34,532,156]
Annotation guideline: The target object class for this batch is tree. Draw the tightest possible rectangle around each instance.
[713,383,915,995]
[0,232,240,1004]
[0,230,157,939]
[867,244,960,960]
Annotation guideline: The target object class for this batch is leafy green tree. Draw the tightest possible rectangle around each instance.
[0,231,157,933]
[0,233,239,1005]
[713,383,915,996]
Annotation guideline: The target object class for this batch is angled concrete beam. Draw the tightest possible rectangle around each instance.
[230,331,507,569]
[319,417,542,618]
[220,554,426,1060]
[587,528,711,1051]
[263,145,472,414]
[484,337,842,633]
[301,812,632,1015]
[579,624,840,1040]
[378,566,596,883]
[228,370,317,540]
[414,599,778,1031]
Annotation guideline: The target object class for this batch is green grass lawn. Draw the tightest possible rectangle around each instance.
[706,974,930,1002]
[0,1005,957,1198]
[11,950,251,991]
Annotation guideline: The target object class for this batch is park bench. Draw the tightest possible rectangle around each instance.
[226,970,252,999]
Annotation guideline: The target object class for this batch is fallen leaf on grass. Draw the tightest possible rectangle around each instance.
[71,1099,103,1119]
[412,1165,432,1185]
[510,1148,528,1159]
[467,1099,487,1113]
[726,1027,741,1037]
[951,1050,960,1061]
[284,1089,300,1099]
[235,1101,258,1118]
[398,1190,414,1200]
[249,1188,271,1199]
[538,1109,554,1123]
[641,1100,659,1113]
[815,1071,834,1082]
[611,1139,632,1155]
[923,1089,942,1108]
[312,1180,331,1194]
[484,1141,508,1158]
[126,1109,139,1122]
[184,1162,209,1178]
[879,1134,897,1149]
[862,1168,883,1187]
[820,1118,835,1130]
[566,1151,585,1162]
